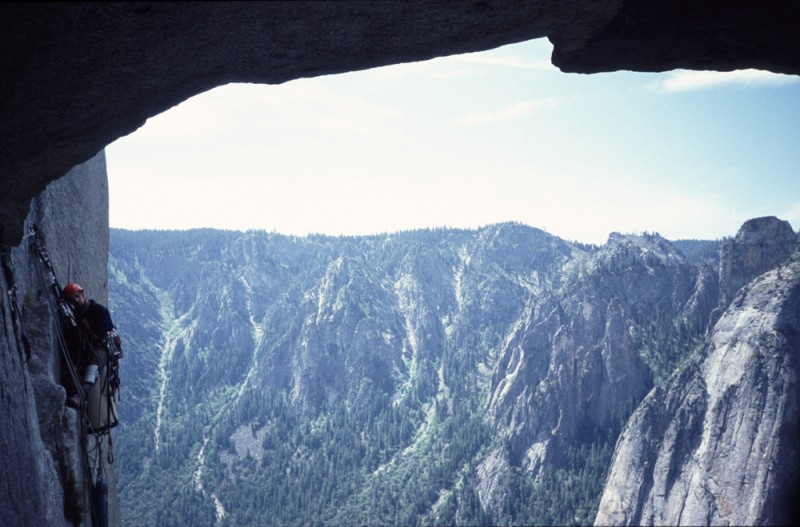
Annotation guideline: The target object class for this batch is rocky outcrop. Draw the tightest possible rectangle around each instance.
[594,248,800,525]
[2,2,800,244]
[0,153,118,526]
[718,216,798,313]
[483,232,711,486]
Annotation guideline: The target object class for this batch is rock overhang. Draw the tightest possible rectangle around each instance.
[2,0,799,244]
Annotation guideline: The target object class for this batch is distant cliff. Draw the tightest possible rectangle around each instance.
[107,219,797,526]
[0,152,119,527]
[595,221,799,526]
[717,216,797,315]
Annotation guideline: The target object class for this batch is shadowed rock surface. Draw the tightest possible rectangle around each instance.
[2,2,800,525]
[2,1,800,244]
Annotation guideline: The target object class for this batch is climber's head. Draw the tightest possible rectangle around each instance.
[63,283,85,306]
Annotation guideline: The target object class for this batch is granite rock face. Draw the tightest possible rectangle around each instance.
[718,216,798,313]
[0,153,119,527]
[2,1,800,244]
[483,232,711,489]
[595,248,800,525]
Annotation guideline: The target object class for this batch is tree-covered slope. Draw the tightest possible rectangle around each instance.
[107,220,795,526]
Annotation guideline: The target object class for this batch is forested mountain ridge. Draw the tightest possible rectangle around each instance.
[108,218,798,526]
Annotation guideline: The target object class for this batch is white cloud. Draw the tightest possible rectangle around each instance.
[371,61,479,80]
[453,97,556,125]
[107,39,798,244]
[451,52,555,71]
[127,81,405,147]
[656,69,799,92]
[370,39,555,80]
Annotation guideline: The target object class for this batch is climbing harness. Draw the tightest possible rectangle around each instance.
[85,329,122,436]
[28,224,121,526]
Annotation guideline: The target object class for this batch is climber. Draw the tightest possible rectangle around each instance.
[62,283,121,429]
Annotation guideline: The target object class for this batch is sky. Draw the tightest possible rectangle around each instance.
[105,38,800,245]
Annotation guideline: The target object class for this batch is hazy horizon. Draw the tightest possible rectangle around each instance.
[106,38,800,245]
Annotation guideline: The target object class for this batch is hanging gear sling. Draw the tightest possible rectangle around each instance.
[86,331,122,435]
[29,224,121,527]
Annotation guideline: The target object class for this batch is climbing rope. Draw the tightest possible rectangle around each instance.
[28,224,117,526]
[29,226,90,423]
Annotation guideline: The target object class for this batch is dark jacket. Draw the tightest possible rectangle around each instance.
[77,299,115,342]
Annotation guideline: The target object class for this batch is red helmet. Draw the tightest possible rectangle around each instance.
[63,283,84,299]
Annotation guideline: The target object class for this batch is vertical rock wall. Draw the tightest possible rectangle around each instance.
[0,151,118,526]
[594,225,800,526]
[717,216,797,315]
